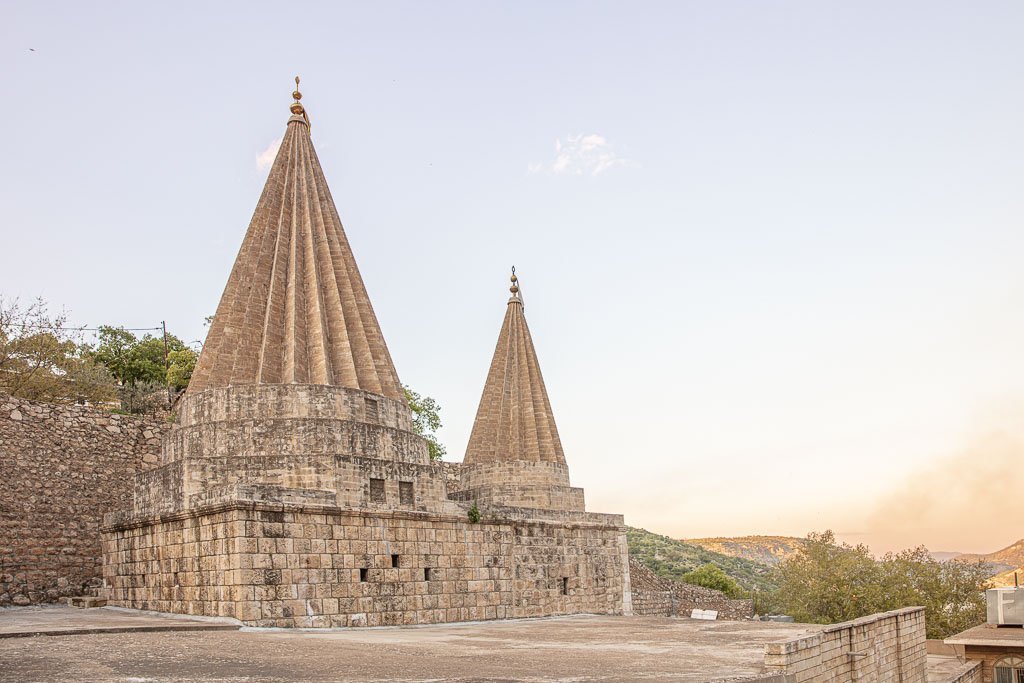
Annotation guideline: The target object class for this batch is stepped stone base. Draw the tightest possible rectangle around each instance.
[101,486,630,628]
[458,461,585,511]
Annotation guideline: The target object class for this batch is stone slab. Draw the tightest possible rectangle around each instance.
[0,604,241,639]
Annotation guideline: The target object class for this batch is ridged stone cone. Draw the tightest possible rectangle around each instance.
[464,273,567,467]
[188,89,403,401]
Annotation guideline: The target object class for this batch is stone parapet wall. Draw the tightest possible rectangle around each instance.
[452,460,584,512]
[763,607,927,682]
[128,452,456,517]
[627,557,754,620]
[452,483,585,512]
[0,395,164,605]
[176,385,412,431]
[460,460,572,489]
[940,662,982,683]
[165,385,427,465]
[102,496,630,627]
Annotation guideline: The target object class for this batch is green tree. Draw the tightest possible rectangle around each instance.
[91,326,191,412]
[403,385,446,461]
[770,531,884,624]
[878,547,988,639]
[92,326,184,388]
[167,347,198,391]
[769,531,988,638]
[0,296,117,405]
[681,563,748,598]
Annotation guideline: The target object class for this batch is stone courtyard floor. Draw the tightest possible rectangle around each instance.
[0,607,821,682]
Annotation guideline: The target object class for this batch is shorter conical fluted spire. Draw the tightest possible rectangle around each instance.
[463,270,566,466]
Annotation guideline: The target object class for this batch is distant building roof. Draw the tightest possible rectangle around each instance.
[945,623,1024,648]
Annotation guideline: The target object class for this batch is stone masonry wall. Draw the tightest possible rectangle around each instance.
[763,607,927,682]
[103,501,629,627]
[627,556,754,620]
[0,395,164,605]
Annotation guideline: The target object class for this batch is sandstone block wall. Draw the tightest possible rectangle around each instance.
[763,607,927,682]
[103,499,629,627]
[0,395,164,605]
[627,556,754,620]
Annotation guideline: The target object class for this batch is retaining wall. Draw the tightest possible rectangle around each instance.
[0,395,164,605]
[627,556,754,620]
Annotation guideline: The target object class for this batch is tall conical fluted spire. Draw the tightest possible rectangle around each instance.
[463,270,567,466]
[187,79,404,400]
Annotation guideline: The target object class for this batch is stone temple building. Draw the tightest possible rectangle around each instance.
[101,82,631,627]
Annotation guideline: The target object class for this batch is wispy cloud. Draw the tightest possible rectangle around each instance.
[529,133,631,177]
[256,137,283,171]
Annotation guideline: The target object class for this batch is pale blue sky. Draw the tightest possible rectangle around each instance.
[3,2,1023,553]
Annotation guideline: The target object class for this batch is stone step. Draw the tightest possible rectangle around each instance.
[65,596,107,609]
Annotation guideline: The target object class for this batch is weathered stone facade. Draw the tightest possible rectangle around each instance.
[0,395,164,605]
[627,556,754,620]
[104,496,628,627]
[101,84,631,627]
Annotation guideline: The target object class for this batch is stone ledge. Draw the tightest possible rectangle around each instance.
[103,486,626,533]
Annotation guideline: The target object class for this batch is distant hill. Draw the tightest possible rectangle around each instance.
[684,535,806,567]
[988,566,1024,588]
[626,527,775,593]
[960,538,1024,570]
[959,538,1024,584]
[929,552,964,562]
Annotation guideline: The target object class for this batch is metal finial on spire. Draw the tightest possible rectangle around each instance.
[290,76,304,115]
[509,266,519,295]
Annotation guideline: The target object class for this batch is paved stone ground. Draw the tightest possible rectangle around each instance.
[0,611,821,682]
[0,604,240,638]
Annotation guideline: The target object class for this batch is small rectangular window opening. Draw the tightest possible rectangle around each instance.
[399,481,414,505]
[359,568,368,582]
[424,567,431,581]
[561,577,569,596]
[369,478,385,503]
[364,397,379,423]
[391,554,400,568]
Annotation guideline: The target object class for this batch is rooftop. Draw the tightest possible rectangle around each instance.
[945,622,1024,648]
[0,608,822,681]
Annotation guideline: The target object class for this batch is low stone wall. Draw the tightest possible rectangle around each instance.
[0,395,164,605]
[627,557,754,620]
[941,662,983,683]
[763,607,927,682]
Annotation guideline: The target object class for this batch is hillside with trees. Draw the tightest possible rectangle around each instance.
[684,536,807,567]
[626,526,776,594]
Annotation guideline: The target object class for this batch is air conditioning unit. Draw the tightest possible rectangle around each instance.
[987,588,1024,626]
